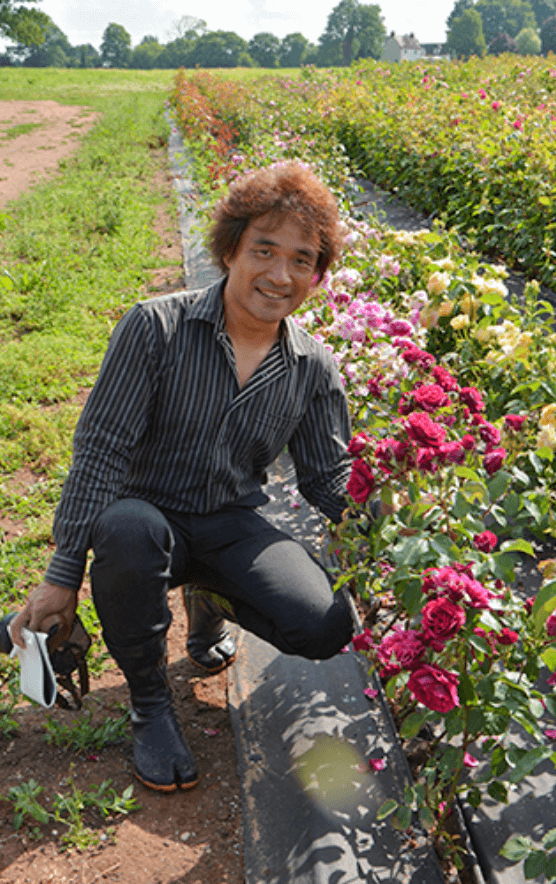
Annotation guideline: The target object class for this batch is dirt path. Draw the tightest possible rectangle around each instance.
[0,100,98,207]
[0,104,244,884]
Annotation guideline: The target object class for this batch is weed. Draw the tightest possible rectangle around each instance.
[43,705,130,753]
[0,767,140,852]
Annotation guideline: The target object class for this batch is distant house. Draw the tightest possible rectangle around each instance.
[381,32,425,62]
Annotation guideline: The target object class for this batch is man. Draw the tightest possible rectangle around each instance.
[11,161,356,793]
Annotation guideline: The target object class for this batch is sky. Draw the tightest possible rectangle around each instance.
[15,0,455,50]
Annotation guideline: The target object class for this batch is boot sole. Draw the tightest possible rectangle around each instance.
[186,649,238,675]
[133,767,200,793]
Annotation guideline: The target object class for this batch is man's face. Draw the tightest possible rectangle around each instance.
[223,214,320,331]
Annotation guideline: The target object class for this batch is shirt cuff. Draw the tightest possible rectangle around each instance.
[45,552,86,593]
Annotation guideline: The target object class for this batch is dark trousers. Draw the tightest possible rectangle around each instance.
[90,498,353,661]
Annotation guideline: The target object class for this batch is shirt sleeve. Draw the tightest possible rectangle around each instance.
[287,355,352,524]
[45,305,159,591]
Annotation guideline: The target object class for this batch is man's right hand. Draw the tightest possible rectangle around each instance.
[10,581,77,649]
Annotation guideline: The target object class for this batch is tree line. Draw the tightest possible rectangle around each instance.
[0,2,386,68]
[1,0,556,68]
[446,0,556,57]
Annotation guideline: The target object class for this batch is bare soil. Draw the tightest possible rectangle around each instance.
[0,104,244,884]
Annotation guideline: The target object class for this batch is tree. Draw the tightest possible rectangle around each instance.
[447,7,487,56]
[475,0,536,44]
[528,0,556,27]
[23,17,74,66]
[540,12,556,50]
[355,4,386,58]
[100,22,131,68]
[188,31,251,68]
[318,0,385,66]
[279,32,308,67]
[74,43,101,68]
[0,0,48,46]
[248,32,281,67]
[157,37,194,68]
[130,38,163,69]
[515,24,542,50]
[488,29,519,50]
[165,15,206,41]
[447,0,475,31]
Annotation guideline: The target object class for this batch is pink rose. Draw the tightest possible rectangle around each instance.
[348,433,370,456]
[421,597,466,650]
[464,752,479,768]
[461,434,476,450]
[432,365,459,392]
[504,414,527,431]
[412,384,450,413]
[347,458,375,503]
[460,386,485,413]
[484,447,506,474]
[473,530,498,553]
[407,664,460,713]
[546,612,556,637]
[406,412,446,448]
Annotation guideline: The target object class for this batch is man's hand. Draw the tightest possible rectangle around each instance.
[10,581,77,649]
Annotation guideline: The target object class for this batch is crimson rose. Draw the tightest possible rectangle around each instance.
[407,664,460,713]
[347,458,375,503]
[406,412,446,448]
[421,598,466,651]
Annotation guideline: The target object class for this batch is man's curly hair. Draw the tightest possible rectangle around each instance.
[209,162,344,283]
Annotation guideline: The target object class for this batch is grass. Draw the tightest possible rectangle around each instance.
[0,69,183,705]
[0,122,45,141]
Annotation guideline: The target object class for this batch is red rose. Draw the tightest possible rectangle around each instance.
[479,422,501,446]
[473,530,498,553]
[406,412,446,448]
[413,384,450,414]
[432,365,459,392]
[504,414,527,431]
[461,434,476,450]
[347,433,370,456]
[497,627,519,645]
[464,578,492,609]
[460,386,485,413]
[421,598,466,650]
[352,628,374,652]
[438,440,466,465]
[407,664,460,713]
[547,613,556,637]
[376,628,425,674]
[347,458,375,504]
[483,447,506,475]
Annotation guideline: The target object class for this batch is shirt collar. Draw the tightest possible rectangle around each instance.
[187,277,314,363]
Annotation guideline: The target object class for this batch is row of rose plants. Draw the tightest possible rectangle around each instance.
[170,68,556,878]
[322,54,556,291]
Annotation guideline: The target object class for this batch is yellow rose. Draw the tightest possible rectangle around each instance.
[450,314,470,330]
[427,271,451,296]
[420,304,439,329]
[475,327,493,344]
[540,404,556,427]
[537,425,556,449]
[438,300,454,317]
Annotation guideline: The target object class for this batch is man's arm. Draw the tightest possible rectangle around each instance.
[288,358,353,523]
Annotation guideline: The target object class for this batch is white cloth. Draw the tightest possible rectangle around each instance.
[8,624,57,708]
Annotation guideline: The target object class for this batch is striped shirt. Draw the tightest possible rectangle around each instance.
[45,279,353,592]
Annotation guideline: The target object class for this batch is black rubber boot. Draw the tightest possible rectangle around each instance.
[183,586,238,675]
[112,636,198,793]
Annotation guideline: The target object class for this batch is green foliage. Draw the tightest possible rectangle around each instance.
[100,22,131,68]
[43,705,130,753]
[448,8,488,58]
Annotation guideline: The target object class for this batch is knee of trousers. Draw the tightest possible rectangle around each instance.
[90,499,174,587]
[286,598,354,661]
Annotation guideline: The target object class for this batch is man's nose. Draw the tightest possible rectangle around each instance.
[267,257,291,285]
